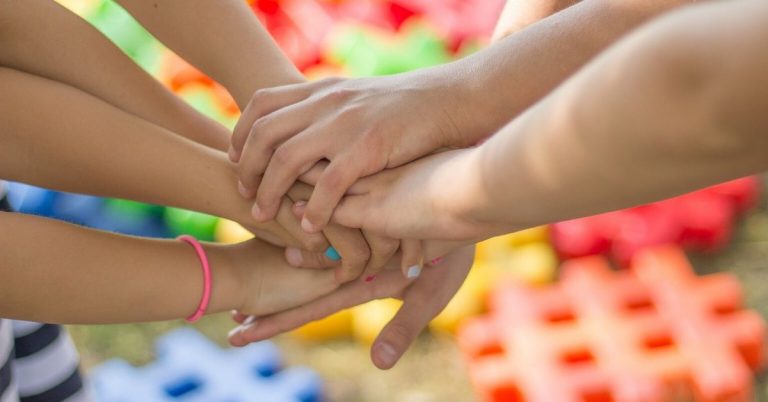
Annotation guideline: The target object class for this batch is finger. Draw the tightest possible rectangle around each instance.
[371,246,474,368]
[273,196,329,252]
[370,297,434,370]
[235,99,320,190]
[301,155,368,233]
[400,239,424,280]
[231,310,249,324]
[252,131,331,222]
[284,246,342,269]
[294,199,370,281]
[230,83,316,161]
[297,160,329,186]
[331,193,373,230]
[359,233,399,282]
[229,269,408,346]
[323,223,371,283]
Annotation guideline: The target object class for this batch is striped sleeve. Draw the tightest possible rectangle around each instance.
[11,322,90,402]
[0,320,19,402]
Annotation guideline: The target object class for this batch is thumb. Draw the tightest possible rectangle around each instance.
[369,297,434,370]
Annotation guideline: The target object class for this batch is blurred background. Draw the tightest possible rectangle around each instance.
[8,0,766,401]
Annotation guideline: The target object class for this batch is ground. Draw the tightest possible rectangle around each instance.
[69,177,768,402]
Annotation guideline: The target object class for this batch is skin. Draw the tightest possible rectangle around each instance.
[0,0,327,250]
[230,0,768,369]
[112,0,420,279]
[326,0,768,243]
[0,0,472,345]
[229,0,693,235]
[0,212,337,324]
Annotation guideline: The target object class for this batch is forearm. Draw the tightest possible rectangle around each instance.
[442,0,691,141]
[0,68,255,228]
[0,0,229,151]
[0,211,242,323]
[116,0,303,107]
[469,0,768,231]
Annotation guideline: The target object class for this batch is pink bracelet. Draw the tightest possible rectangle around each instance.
[178,235,212,323]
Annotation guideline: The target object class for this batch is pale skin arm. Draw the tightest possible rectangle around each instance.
[227,0,694,235]
[329,0,768,242]
[0,211,337,324]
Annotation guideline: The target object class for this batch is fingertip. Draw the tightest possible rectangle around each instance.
[285,247,304,266]
[238,181,255,198]
[371,342,399,370]
[301,216,322,233]
[228,146,240,163]
[251,202,277,222]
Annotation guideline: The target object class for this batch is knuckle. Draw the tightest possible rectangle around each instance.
[271,145,295,168]
[304,237,328,253]
[385,322,415,349]
[251,88,272,103]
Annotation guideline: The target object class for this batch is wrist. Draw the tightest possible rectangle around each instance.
[204,243,247,315]
[432,148,512,240]
[444,58,514,145]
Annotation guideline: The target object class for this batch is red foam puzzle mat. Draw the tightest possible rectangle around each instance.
[459,246,766,402]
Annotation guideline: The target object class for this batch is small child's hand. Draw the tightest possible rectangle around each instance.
[228,245,475,369]
[217,239,339,317]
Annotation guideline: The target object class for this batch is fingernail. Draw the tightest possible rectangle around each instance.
[294,200,307,208]
[242,316,257,326]
[406,265,422,279]
[238,181,250,198]
[301,217,318,233]
[228,146,238,162]
[324,246,341,261]
[364,275,376,283]
[375,342,398,367]
[251,203,268,220]
[228,326,243,338]
[429,256,444,266]
[285,247,304,266]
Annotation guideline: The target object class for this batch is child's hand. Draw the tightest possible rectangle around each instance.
[215,239,339,317]
[229,71,493,234]
[228,245,475,369]
[309,149,507,242]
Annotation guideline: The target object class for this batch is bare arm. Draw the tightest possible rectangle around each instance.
[0,211,336,324]
[0,0,229,151]
[329,0,768,241]
[115,0,303,107]
[227,0,693,235]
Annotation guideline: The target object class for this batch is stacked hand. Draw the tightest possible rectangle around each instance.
[224,73,497,369]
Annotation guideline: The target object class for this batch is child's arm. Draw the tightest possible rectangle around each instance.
[0,67,315,247]
[0,0,229,151]
[226,0,693,234]
[114,0,303,108]
[329,0,768,242]
[0,211,337,324]
[114,0,399,281]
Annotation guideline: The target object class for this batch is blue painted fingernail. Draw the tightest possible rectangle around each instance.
[324,246,341,261]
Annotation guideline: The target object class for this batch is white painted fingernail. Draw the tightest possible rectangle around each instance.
[406,265,422,279]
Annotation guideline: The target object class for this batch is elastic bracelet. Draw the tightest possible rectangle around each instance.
[178,235,212,323]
